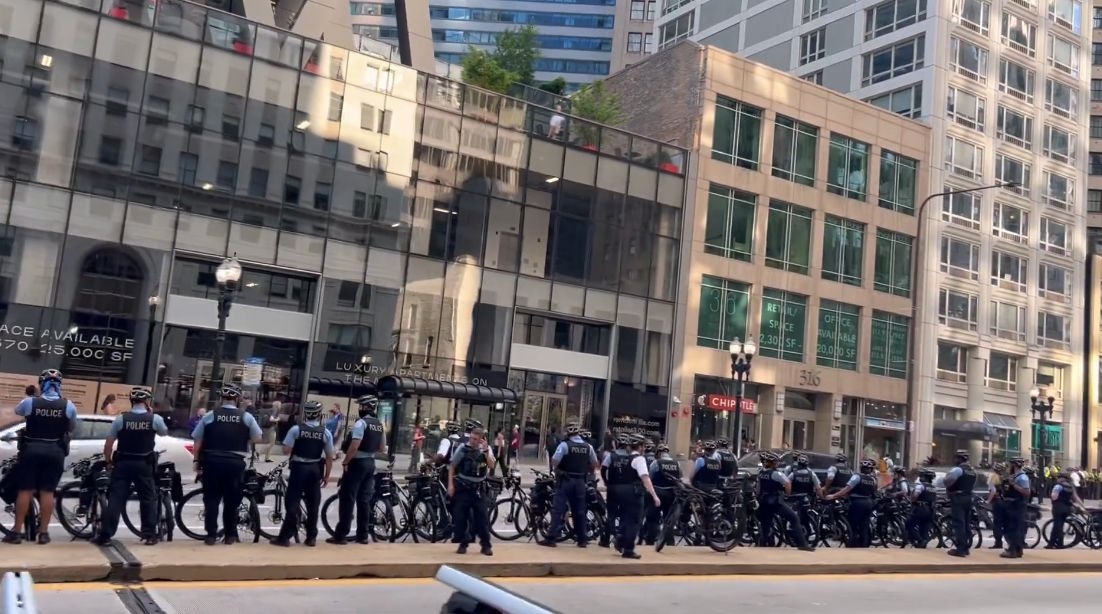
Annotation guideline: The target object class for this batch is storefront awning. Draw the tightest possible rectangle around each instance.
[933,419,997,442]
[983,412,1020,430]
[376,375,519,404]
[307,376,376,396]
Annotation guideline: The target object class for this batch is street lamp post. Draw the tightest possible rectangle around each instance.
[1029,387,1055,469]
[142,295,159,388]
[729,336,756,458]
[904,181,1017,464]
[207,256,242,408]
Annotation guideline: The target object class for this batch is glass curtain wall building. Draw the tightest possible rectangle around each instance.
[0,0,686,461]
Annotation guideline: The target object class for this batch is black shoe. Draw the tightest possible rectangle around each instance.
[1000,550,1017,559]
[480,546,493,556]
[355,536,370,545]
[142,537,159,546]
[223,535,240,545]
[91,535,112,546]
[2,533,22,545]
[204,536,218,546]
[577,541,587,548]
[614,542,623,554]
[598,540,610,548]
[36,533,50,545]
[621,551,641,559]
[269,538,291,547]
[304,537,317,547]
[947,549,966,558]
[798,545,816,552]
[537,539,557,548]
[1044,545,1059,550]
[326,536,348,545]
[457,544,468,554]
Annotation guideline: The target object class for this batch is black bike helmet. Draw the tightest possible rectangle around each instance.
[616,433,632,447]
[1009,457,1026,467]
[580,429,593,440]
[464,418,483,432]
[760,450,780,464]
[860,458,877,472]
[993,461,1007,473]
[129,387,153,404]
[892,466,906,475]
[795,453,809,467]
[564,423,582,436]
[303,400,324,420]
[220,384,243,400]
[703,440,717,452]
[919,468,936,481]
[445,421,461,434]
[835,453,848,463]
[656,443,670,454]
[39,368,62,387]
[716,438,730,448]
[630,434,649,447]
[954,449,970,461]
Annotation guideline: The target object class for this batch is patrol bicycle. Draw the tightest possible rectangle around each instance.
[0,457,41,541]
[175,452,285,542]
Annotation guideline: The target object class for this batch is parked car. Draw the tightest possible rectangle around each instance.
[0,414,194,472]
[737,450,837,484]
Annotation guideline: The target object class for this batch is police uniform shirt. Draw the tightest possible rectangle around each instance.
[1051,483,1072,501]
[438,434,458,458]
[790,467,820,491]
[283,420,335,462]
[913,482,927,497]
[350,417,385,459]
[943,466,963,487]
[191,405,263,457]
[449,443,495,482]
[826,465,850,483]
[895,478,910,494]
[552,435,598,473]
[629,453,649,479]
[692,451,721,473]
[762,469,790,488]
[15,392,78,423]
[108,405,168,440]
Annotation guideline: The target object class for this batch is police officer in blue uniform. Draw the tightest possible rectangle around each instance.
[942,449,977,557]
[94,388,168,546]
[328,394,387,545]
[757,451,814,550]
[432,421,462,466]
[887,466,910,498]
[1046,471,1084,549]
[825,458,879,547]
[822,453,852,494]
[690,440,721,492]
[271,401,334,547]
[606,434,660,559]
[540,423,598,548]
[4,369,78,544]
[715,439,738,486]
[786,453,821,537]
[1000,458,1031,558]
[645,443,681,545]
[448,426,495,556]
[191,384,263,545]
[599,433,629,547]
[987,462,1009,550]
[906,468,937,547]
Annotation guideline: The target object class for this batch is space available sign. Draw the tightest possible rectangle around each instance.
[0,324,134,363]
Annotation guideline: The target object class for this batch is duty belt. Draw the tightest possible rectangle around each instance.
[559,472,587,479]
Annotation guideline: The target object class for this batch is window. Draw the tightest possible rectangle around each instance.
[1048,35,1079,76]
[998,59,1035,103]
[996,154,1031,196]
[1042,125,1074,164]
[11,116,36,150]
[1037,311,1069,347]
[314,182,331,211]
[874,229,912,297]
[1040,217,1068,255]
[1039,263,1071,300]
[248,167,268,197]
[996,106,1033,149]
[630,0,645,19]
[146,96,169,124]
[219,114,239,141]
[951,37,989,83]
[990,300,1026,340]
[942,190,981,228]
[866,83,923,119]
[879,151,917,214]
[1089,190,1102,212]
[1001,12,1037,56]
[945,136,982,178]
[817,300,860,371]
[991,250,1027,292]
[327,324,371,352]
[947,86,986,130]
[98,137,121,165]
[627,32,642,53]
[765,200,813,274]
[644,33,654,53]
[647,1,657,19]
[137,146,161,175]
[1095,5,1102,27]
[284,176,301,204]
[1036,362,1065,398]
[1045,79,1078,118]
[800,28,825,65]
[771,116,818,186]
[704,184,756,262]
[658,11,694,49]
[940,235,980,279]
[822,215,865,286]
[1048,0,1082,33]
[1093,79,1102,100]
[861,35,925,85]
[186,104,204,130]
[1092,152,1102,175]
[360,104,375,131]
[827,134,869,200]
[696,276,750,350]
[1093,116,1102,139]
[987,354,1018,391]
[377,110,392,135]
[938,288,979,330]
[257,123,275,146]
[327,93,343,121]
[711,96,762,169]
[759,289,808,362]
[337,280,358,306]
[106,87,129,116]
[1043,171,1073,209]
[178,153,197,185]
[804,0,826,21]
[215,161,237,191]
[870,311,909,378]
[867,0,927,39]
[955,0,990,33]
[803,70,824,85]
[937,342,967,383]
[993,202,1028,242]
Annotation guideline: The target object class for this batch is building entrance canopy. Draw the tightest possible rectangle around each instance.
[376,375,519,404]
[933,419,997,442]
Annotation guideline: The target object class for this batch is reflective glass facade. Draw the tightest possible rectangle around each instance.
[0,0,685,451]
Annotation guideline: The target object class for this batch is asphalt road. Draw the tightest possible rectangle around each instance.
[31,572,1102,613]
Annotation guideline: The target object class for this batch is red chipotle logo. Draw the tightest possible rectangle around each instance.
[696,394,757,414]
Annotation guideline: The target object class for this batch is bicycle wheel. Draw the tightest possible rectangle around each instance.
[175,488,222,541]
[705,511,738,553]
[122,498,142,538]
[1085,520,1102,550]
[255,489,288,541]
[321,494,340,537]
[656,501,680,553]
[236,497,263,543]
[55,481,96,539]
[1023,522,1041,549]
[409,498,439,543]
[490,497,526,541]
[161,496,175,542]
[371,498,397,542]
[1041,518,1082,549]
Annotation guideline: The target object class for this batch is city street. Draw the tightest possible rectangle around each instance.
[30,572,1102,613]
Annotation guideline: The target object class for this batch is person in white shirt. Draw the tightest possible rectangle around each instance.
[548,104,565,140]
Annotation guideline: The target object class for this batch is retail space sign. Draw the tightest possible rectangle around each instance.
[696,394,757,414]
[242,357,264,387]
[864,417,905,431]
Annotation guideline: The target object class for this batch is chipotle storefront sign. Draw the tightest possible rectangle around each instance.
[696,394,757,414]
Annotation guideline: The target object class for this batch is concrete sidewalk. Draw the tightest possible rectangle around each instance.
[5,541,1102,584]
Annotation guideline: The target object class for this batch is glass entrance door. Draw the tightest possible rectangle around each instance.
[520,391,569,461]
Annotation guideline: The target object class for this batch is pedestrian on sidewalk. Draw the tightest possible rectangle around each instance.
[408,421,425,472]
[264,395,288,461]
[270,401,333,548]
[258,401,279,462]
[448,427,494,556]
[493,429,507,477]
[545,426,560,472]
[509,425,520,468]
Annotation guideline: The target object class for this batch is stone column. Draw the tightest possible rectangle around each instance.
[813,392,838,453]
[757,386,784,450]
[965,348,987,459]
[1016,360,1036,463]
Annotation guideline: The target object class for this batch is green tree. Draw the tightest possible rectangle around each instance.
[570,80,624,126]
[494,25,540,86]
[538,77,567,95]
[461,47,518,93]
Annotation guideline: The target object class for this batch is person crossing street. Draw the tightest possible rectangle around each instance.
[539,423,598,548]
[270,401,334,547]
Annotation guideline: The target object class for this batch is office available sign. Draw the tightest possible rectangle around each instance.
[0,324,134,362]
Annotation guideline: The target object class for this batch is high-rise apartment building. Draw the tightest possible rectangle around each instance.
[349,0,618,90]
[611,0,659,71]
[1086,5,1102,468]
[649,0,1090,466]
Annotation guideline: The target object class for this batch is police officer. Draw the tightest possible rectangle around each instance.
[448,427,495,556]
[987,462,1009,550]
[191,384,262,545]
[1000,458,1030,558]
[432,421,462,466]
[328,394,386,545]
[606,434,660,559]
[756,451,814,550]
[1046,471,1084,549]
[645,443,681,546]
[887,466,910,498]
[942,449,977,557]
[906,468,937,548]
[823,453,853,494]
[580,429,596,449]
[271,401,334,547]
[540,423,598,548]
[825,458,878,547]
[4,369,78,544]
[599,433,630,547]
[690,440,721,492]
[94,388,168,546]
[715,439,738,486]
[786,453,820,536]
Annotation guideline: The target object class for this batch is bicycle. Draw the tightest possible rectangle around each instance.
[55,454,110,540]
[0,457,41,541]
[321,467,405,542]
[655,480,736,553]
[174,453,270,542]
[489,468,530,541]
[119,455,182,542]
[933,499,984,550]
[1042,508,1090,549]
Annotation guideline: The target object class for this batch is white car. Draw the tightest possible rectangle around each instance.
[0,414,194,472]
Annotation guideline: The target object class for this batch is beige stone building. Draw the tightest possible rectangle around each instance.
[611,0,657,72]
[1088,9,1102,469]
[606,42,930,459]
